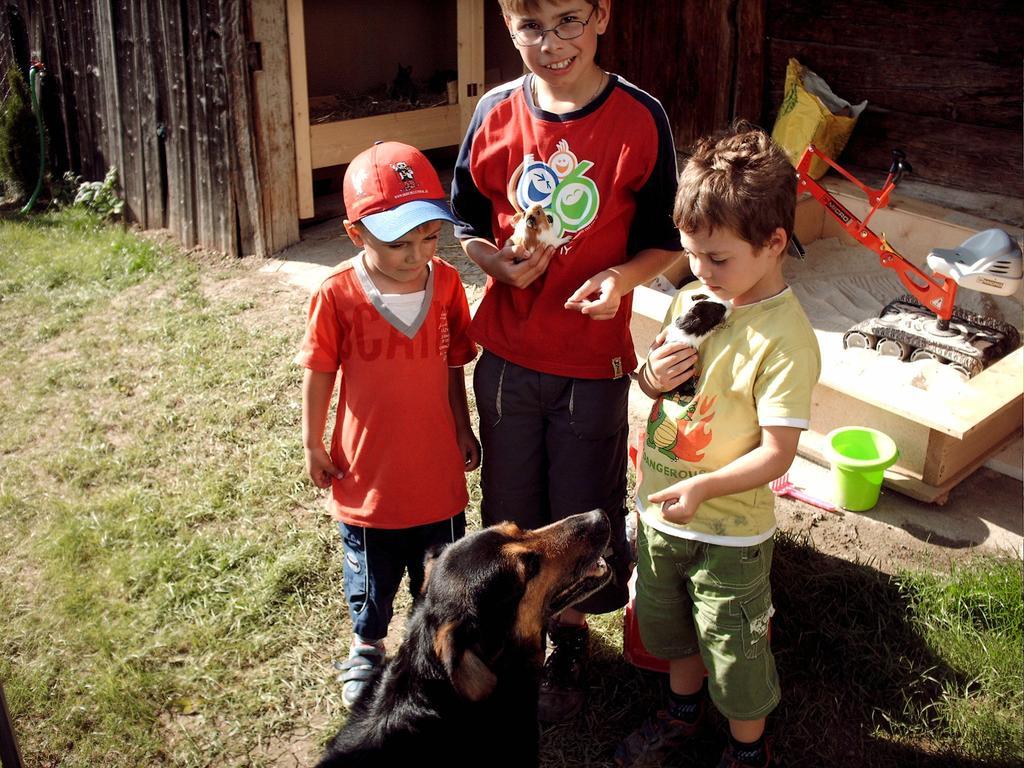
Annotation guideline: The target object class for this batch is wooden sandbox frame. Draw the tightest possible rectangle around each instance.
[631,181,1023,504]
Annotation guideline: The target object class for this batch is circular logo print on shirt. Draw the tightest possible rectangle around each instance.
[517,160,560,210]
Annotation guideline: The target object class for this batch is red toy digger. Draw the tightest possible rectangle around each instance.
[795,145,1022,377]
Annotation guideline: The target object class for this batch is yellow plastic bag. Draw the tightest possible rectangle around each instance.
[771,58,867,179]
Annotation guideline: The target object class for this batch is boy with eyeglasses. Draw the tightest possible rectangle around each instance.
[451,0,683,723]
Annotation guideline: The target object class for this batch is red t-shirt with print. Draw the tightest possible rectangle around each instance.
[451,73,682,379]
[296,256,476,528]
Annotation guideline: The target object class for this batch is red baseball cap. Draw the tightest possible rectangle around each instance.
[343,141,457,241]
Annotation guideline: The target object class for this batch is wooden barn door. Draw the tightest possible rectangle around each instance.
[249,0,300,252]
[3,0,282,257]
[600,0,766,151]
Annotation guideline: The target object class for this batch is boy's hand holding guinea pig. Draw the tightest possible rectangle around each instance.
[463,238,557,290]
[500,240,559,289]
[464,204,573,289]
[642,328,699,393]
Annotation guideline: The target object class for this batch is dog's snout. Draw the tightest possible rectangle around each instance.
[534,510,611,551]
[562,509,610,545]
[583,508,609,533]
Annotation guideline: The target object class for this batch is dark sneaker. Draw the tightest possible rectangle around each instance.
[613,707,705,767]
[716,738,785,768]
[537,621,589,723]
[334,643,384,709]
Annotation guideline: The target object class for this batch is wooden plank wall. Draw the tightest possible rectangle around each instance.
[2,0,288,257]
[599,0,766,152]
[250,0,299,249]
[764,0,1024,197]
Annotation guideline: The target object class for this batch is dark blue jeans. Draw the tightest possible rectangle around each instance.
[338,512,466,641]
[473,350,631,614]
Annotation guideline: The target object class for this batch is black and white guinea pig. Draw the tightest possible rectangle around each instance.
[508,203,571,253]
[664,294,732,397]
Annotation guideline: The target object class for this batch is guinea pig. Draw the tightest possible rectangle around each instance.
[663,294,732,397]
[508,203,571,256]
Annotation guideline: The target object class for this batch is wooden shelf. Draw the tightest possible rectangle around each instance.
[309,105,463,170]
[288,0,485,219]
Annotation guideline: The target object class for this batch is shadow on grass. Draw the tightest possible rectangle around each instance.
[539,532,1011,768]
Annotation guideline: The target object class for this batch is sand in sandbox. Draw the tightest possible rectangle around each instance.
[786,237,1024,406]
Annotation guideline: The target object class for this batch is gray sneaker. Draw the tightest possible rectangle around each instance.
[334,643,384,709]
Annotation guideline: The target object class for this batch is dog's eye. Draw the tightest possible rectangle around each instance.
[545,214,553,224]
[518,551,541,581]
[526,216,536,227]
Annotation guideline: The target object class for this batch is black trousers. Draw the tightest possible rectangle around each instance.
[473,350,630,613]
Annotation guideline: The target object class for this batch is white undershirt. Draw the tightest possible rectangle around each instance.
[380,291,426,325]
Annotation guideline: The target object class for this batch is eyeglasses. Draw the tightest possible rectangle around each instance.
[509,6,597,47]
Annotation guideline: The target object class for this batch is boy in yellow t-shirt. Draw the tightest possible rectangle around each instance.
[615,126,821,768]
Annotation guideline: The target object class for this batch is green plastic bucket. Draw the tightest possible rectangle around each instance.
[824,427,899,511]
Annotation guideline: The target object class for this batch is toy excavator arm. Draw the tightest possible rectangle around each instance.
[795,145,958,322]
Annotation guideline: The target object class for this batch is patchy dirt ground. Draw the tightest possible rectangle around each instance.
[140,236,1020,767]
[773,467,1023,574]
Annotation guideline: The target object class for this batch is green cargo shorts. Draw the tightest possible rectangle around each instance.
[634,522,780,720]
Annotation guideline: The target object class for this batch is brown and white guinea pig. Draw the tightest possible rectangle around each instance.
[664,294,732,397]
[507,203,571,253]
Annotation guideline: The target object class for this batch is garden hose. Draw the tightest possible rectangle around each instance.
[19,60,45,215]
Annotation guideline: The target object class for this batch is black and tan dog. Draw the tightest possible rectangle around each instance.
[314,510,612,768]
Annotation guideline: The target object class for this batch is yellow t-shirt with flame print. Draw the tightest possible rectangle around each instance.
[636,282,821,544]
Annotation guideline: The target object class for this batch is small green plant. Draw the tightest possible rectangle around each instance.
[51,169,83,207]
[73,166,125,218]
[0,65,42,201]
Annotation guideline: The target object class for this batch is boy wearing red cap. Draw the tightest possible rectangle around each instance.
[297,141,480,708]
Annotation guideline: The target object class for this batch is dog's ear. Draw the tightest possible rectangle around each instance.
[434,620,497,702]
[420,542,450,595]
[510,211,523,226]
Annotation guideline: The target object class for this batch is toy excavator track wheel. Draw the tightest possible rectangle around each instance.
[844,331,874,349]
[948,363,972,378]
[876,338,911,359]
[842,294,1021,378]
[890,294,1022,348]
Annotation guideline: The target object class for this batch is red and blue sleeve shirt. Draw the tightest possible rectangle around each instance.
[451,73,682,379]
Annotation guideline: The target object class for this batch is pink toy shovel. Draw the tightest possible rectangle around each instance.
[769,472,840,513]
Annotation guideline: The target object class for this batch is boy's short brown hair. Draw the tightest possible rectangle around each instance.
[673,124,796,249]
[498,0,598,16]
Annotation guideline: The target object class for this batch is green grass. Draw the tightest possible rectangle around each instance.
[1,209,340,765]
[0,210,1021,766]
[766,536,1023,768]
[895,562,1024,762]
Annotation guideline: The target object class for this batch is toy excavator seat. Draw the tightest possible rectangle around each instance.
[927,229,1023,297]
